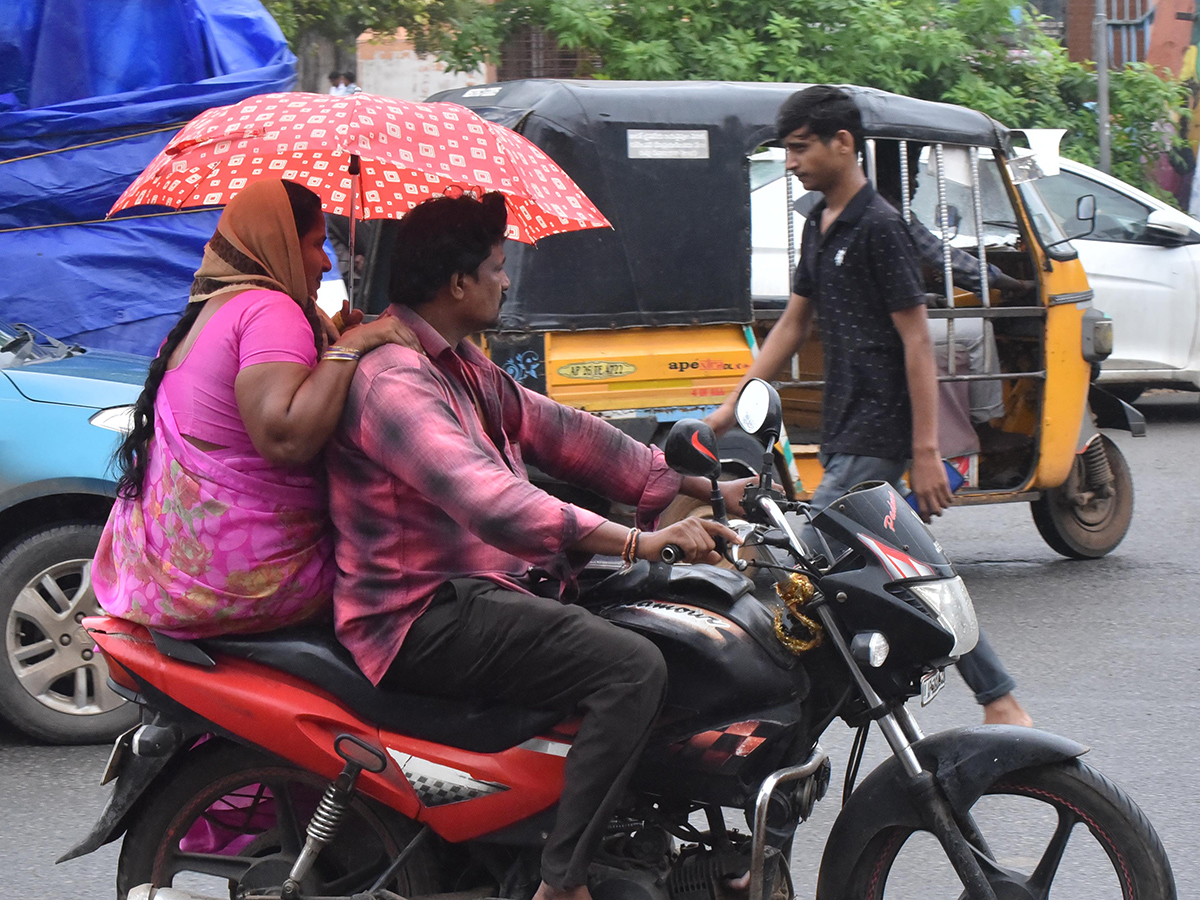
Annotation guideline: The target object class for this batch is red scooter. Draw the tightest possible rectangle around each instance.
[63,382,1174,900]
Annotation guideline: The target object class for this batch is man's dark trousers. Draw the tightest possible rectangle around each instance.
[382,578,668,889]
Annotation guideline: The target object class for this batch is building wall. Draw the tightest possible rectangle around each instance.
[357,31,494,102]
[1067,0,1173,67]
[1147,0,1198,74]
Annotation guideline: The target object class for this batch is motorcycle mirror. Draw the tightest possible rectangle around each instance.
[735,378,783,446]
[665,419,722,481]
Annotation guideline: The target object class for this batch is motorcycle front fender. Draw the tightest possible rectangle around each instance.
[56,748,174,864]
[815,725,1086,900]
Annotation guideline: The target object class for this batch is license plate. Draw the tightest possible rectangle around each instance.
[101,726,138,785]
[920,668,946,706]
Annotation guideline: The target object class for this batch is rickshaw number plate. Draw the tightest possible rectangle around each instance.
[921,669,946,706]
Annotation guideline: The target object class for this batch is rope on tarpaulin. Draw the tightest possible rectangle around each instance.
[0,124,186,166]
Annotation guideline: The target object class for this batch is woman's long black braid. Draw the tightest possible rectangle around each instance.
[112,180,327,500]
[112,302,204,500]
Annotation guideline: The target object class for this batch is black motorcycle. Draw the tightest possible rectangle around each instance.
[63,379,1173,900]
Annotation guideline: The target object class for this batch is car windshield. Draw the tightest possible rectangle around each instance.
[0,321,74,368]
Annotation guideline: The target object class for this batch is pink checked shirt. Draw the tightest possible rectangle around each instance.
[327,305,682,684]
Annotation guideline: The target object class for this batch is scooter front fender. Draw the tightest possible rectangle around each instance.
[815,725,1086,900]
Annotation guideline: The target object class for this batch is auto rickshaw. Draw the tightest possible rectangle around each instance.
[354,80,1142,558]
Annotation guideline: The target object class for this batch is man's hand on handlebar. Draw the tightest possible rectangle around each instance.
[640,518,742,566]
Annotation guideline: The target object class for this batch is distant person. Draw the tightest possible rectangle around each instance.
[342,71,358,94]
[93,179,416,639]
[328,72,347,96]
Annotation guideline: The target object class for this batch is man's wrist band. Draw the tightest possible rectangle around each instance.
[323,345,362,363]
[621,528,641,567]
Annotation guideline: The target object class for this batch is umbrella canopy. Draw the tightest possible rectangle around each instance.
[109,92,610,244]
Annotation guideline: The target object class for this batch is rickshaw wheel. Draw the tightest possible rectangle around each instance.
[1030,435,1133,559]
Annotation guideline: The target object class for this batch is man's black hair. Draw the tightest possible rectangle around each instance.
[328,71,341,82]
[775,85,864,153]
[388,192,508,309]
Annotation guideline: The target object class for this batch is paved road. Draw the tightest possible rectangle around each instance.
[2,393,1198,899]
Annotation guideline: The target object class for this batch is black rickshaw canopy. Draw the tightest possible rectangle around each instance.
[423,80,1012,332]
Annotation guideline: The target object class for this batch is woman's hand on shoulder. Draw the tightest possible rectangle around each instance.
[337,315,421,355]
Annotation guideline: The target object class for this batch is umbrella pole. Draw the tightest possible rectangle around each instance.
[348,154,361,310]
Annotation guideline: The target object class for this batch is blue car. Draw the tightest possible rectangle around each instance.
[0,321,149,743]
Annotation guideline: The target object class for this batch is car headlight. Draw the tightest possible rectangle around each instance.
[89,405,136,435]
[908,576,979,657]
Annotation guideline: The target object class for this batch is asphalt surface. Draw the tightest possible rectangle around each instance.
[2,392,1197,899]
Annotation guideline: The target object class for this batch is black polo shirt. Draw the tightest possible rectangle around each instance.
[792,182,926,461]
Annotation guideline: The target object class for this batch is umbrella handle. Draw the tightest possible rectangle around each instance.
[348,155,360,311]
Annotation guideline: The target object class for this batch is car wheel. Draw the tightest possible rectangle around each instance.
[0,524,138,744]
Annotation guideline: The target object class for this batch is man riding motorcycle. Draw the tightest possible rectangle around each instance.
[324,190,748,900]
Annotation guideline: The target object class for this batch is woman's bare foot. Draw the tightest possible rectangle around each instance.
[983,693,1033,727]
[532,881,592,900]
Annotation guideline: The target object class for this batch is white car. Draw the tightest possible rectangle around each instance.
[1017,158,1200,401]
[751,150,1200,402]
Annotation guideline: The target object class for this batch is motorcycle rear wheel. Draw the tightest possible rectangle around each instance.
[844,759,1174,899]
[116,739,440,900]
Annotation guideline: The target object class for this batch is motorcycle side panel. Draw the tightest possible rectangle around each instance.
[814,725,1086,900]
[86,618,568,843]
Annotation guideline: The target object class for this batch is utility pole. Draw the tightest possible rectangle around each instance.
[1095,0,1111,173]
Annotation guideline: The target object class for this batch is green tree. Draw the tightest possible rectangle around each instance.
[413,0,1188,201]
[264,1,430,45]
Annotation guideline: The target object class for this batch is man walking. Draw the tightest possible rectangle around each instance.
[708,86,1030,727]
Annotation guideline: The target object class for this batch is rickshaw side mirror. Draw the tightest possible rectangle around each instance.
[665,419,723,481]
[1045,193,1098,250]
[1076,194,1096,223]
[735,378,783,448]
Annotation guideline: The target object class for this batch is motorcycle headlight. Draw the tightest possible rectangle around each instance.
[89,405,136,435]
[907,576,978,657]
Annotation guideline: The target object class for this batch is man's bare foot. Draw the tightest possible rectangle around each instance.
[532,881,592,900]
[983,693,1032,727]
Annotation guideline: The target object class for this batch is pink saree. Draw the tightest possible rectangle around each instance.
[94,388,334,638]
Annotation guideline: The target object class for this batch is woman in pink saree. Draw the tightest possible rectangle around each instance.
[94,179,414,638]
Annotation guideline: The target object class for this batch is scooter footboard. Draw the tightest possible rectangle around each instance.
[814,725,1086,900]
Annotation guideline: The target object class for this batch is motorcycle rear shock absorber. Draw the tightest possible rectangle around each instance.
[281,735,389,900]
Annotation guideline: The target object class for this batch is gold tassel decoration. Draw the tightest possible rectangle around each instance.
[772,573,824,655]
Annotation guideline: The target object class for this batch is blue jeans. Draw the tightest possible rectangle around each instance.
[801,452,1017,706]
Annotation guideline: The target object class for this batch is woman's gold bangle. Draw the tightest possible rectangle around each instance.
[323,345,362,363]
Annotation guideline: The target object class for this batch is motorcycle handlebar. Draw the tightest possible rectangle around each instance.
[660,543,684,564]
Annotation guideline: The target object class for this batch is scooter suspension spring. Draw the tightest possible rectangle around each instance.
[306,782,349,845]
[1083,439,1114,491]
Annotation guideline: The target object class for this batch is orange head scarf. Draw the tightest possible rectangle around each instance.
[188,180,311,306]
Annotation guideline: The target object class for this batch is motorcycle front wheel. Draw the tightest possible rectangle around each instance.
[116,739,440,900]
[844,759,1174,900]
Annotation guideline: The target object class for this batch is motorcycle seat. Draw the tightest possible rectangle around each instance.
[198,627,565,754]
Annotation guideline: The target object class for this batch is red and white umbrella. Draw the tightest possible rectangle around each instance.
[110,91,610,245]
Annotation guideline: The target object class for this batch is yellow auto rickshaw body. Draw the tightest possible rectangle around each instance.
[426,79,1134,557]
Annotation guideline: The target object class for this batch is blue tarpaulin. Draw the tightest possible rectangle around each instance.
[0,0,298,354]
